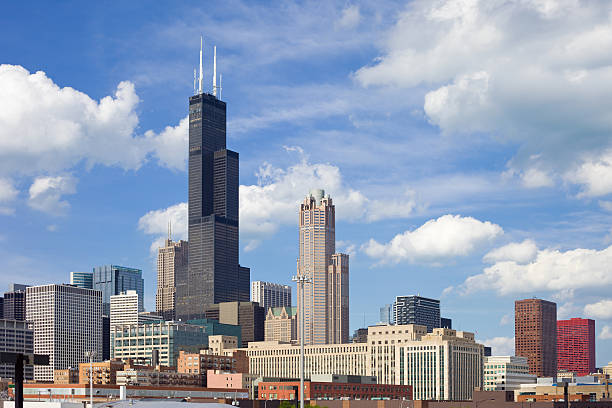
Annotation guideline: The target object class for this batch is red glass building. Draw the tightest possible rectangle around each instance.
[557,318,595,376]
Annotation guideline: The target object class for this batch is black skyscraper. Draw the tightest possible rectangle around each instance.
[176,87,249,320]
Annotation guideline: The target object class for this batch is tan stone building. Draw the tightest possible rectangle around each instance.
[298,189,349,345]
[264,306,297,343]
[78,359,125,385]
[156,234,188,321]
[54,368,78,384]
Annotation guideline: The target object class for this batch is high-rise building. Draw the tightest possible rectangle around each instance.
[557,318,595,376]
[264,306,297,343]
[110,290,162,328]
[251,281,291,310]
[156,235,188,321]
[204,301,264,347]
[327,253,349,343]
[70,272,93,289]
[93,265,144,316]
[515,298,557,377]
[297,189,349,345]
[379,304,392,324]
[0,319,34,380]
[3,284,28,321]
[393,295,440,332]
[102,315,110,361]
[441,317,452,329]
[0,297,4,319]
[483,356,535,391]
[176,46,250,321]
[26,284,102,382]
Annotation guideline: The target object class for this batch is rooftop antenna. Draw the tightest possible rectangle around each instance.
[213,46,217,97]
[193,68,196,95]
[219,74,222,99]
[198,36,204,94]
[168,220,172,241]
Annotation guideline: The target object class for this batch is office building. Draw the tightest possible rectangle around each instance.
[441,317,452,329]
[515,298,557,377]
[251,281,291,310]
[264,306,297,343]
[110,290,162,328]
[484,346,492,357]
[0,297,4,319]
[379,304,392,324]
[26,284,102,381]
[110,321,208,367]
[176,52,250,321]
[0,319,34,380]
[483,356,536,391]
[3,284,29,321]
[156,235,188,321]
[241,324,484,400]
[93,265,144,316]
[102,315,110,360]
[298,189,350,345]
[70,271,93,289]
[205,301,264,347]
[393,295,440,332]
[557,318,595,376]
[351,328,368,343]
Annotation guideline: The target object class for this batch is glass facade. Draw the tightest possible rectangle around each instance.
[93,265,144,316]
[393,295,441,332]
[70,271,94,289]
[176,92,249,321]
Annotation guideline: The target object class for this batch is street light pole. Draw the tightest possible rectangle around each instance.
[85,351,96,408]
[292,274,312,408]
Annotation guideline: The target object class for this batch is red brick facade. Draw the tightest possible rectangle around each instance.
[258,381,412,400]
[515,298,557,377]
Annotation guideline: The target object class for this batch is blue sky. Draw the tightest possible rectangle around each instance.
[2,0,612,364]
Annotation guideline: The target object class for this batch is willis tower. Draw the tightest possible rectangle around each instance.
[176,39,250,320]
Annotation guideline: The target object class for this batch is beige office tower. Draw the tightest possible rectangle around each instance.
[298,189,349,345]
[156,231,188,321]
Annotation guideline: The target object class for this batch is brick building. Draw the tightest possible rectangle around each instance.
[515,298,557,377]
[557,318,595,376]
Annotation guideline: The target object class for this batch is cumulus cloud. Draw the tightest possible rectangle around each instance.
[462,244,612,295]
[483,239,538,264]
[362,214,503,264]
[140,154,417,251]
[354,0,612,194]
[27,176,77,215]
[0,64,188,178]
[600,326,612,340]
[0,178,18,215]
[584,299,612,320]
[480,336,514,356]
[138,202,188,253]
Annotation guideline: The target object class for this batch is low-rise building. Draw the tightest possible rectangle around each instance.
[111,321,209,367]
[79,359,125,385]
[515,377,612,401]
[206,369,258,396]
[257,375,412,401]
[54,368,79,384]
[264,306,297,343]
[484,356,536,391]
[116,369,200,387]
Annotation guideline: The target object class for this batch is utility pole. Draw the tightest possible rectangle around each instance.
[292,275,312,408]
[85,351,96,408]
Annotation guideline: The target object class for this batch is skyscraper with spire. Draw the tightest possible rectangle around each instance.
[156,223,188,321]
[176,38,250,320]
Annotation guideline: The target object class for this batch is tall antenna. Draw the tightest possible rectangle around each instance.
[198,36,204,94]
[213,46,217,97]
[193,68,196,95]
[219,74,223,99]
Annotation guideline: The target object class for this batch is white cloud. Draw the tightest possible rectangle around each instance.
[600,326,612,340]
[499,313,511,326]
[480,336,514,356]
[462,244,612,295]
[558,302,582,319]
[0,178,18,215]
[46,224,58,232]
[0,64,188,177]
[27,176,77,215]
[584,299,612,320]
[138,202,188,253]
[362,214,503,264]
[354,0,612,193]
[337,5,361,29]
[600,200,612,211]
[483,239,538,264]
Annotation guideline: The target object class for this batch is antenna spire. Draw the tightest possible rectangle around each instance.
[213,46,217,97]
[193,68,196,95]
[219,74,223,100]
[198,36,204,94]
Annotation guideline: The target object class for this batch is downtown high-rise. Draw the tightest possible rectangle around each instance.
[156,234,188,321]
[251,281,291,310]
[515,298,557,377]
[297,189,349,345]
[176,43,249,320]
[557,318,595,376]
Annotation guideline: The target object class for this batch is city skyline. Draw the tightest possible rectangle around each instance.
[3,1,612,366]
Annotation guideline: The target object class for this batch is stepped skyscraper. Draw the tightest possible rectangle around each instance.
[176,39,250,320]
